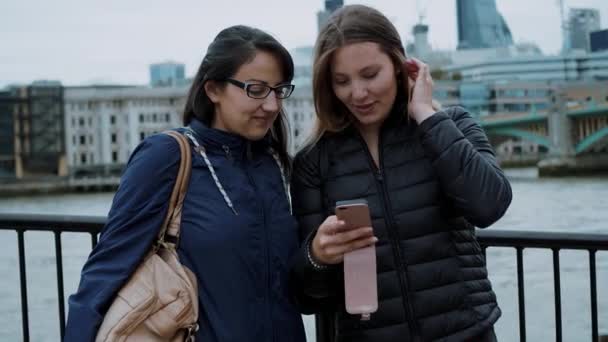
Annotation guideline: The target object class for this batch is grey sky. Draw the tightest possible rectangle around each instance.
[1,0,607,87]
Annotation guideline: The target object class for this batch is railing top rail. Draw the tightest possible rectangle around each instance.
[477,229,608,250]
[0,213,607,250]
[0,213,105,232]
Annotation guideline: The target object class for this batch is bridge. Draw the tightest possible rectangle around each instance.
[479,83,608,176]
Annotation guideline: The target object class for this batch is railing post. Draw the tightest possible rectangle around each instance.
[589,250,598,342]
[54,231,66,339]
[516,247,526,342]
[91,232,98,249]
[17,229,30,342]
[552,249,562,342]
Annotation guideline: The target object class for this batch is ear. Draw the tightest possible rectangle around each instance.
[204,80,221,103]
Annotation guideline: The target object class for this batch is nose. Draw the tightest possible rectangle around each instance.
[351,81,368,101]
[262,91,280,113]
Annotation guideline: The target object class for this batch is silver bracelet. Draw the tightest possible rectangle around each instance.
[306,239,329,271]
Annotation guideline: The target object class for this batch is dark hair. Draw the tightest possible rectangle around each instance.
[310,5,410,143]
[183,25,294,173]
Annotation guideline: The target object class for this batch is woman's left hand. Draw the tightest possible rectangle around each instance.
[404,58,436,124]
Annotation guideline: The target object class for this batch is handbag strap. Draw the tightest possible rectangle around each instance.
[156,130,192,249]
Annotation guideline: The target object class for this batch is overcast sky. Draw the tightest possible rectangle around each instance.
[1,0,607,87]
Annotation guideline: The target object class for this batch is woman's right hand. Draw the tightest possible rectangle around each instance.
[310,215,378,265]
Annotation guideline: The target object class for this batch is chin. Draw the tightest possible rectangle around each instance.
[244,128,271,141]
[354,112,387,128]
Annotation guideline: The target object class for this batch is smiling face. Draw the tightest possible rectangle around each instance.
[330,41,399,131]
[205,49,286,140]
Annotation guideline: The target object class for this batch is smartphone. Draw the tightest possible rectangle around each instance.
[335,199,378,320]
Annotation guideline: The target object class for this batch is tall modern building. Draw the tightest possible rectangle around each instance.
[317,0,343,32]
[0,81,67,179]
[456,0,514,50]
[149,61,186,87]
[568,8,601,52]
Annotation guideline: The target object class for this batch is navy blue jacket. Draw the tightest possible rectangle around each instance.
[64,119,306,342]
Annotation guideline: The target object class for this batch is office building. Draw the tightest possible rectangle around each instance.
[590,29,608,52]
[317,0,343,32]
[64,85,187,175]
[456,0,513,50]
[0,81,67,179]
[568,8,601,52]
[150,62,186,87]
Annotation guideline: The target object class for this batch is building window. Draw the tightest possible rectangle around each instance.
[89,135,93,144]
[112,151,118,162]
[153,113,157,122]
[110,115,116,124]
[72,135,76,145]
[111,133,117,143]
[80,135,86,145]
[165,113,171,122]
[140,132,145,141]
[139,114,144,123]
[71,118,76,127]
[88,117,92,126]
[80,153,87,164]
[79,118,85,127]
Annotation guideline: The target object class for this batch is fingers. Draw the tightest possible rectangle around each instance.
[313,217,379,265]
[328,226,374,245]
[325,235,378,256]
[318,215,345,235]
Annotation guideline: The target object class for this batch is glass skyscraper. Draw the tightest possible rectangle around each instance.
[317,0,343,32]
[456,0,514,50]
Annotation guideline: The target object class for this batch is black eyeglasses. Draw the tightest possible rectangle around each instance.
[225,78,295,99]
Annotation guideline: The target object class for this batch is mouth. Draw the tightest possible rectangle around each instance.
[352,102,376,114]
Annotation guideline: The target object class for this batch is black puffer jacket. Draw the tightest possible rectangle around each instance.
[290,107,512,342]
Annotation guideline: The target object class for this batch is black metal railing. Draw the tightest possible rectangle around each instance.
[476,230,608,342]
[0,213,607,342]
[0,214,105,342]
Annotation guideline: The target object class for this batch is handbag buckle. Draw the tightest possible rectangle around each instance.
[185,323,199,342]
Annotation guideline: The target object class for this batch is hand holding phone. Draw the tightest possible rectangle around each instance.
[335,199,378,320]
[311,215,377,265]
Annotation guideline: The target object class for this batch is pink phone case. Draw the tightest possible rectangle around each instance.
[336,200,378,320]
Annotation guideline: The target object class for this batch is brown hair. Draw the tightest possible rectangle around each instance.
[308,4,411,145]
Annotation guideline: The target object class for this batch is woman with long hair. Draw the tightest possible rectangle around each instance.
[290,5,511,341]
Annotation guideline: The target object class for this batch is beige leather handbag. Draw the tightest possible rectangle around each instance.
[96,131,199,342]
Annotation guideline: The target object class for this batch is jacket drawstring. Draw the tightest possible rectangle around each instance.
[184,129,239,215]
[183,128,291,215]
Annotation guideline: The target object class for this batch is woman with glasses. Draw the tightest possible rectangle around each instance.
[65,25,305,342]
[289,5,511,342]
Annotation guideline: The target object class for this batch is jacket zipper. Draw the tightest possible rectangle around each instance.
[356,133,421,341]
[240,145,273,342]
[222,145,233,161]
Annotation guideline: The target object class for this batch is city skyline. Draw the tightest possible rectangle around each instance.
[1,0,608,87]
